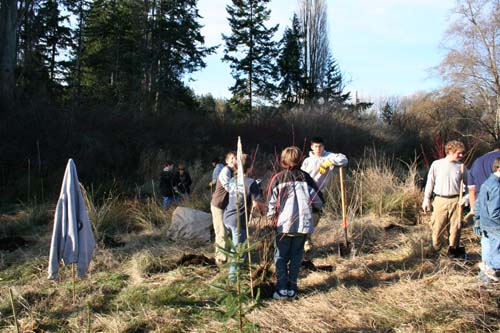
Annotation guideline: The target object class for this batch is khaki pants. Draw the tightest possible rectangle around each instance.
[431,196,461,250]
[211,204,228,262]
[305,211,322,249]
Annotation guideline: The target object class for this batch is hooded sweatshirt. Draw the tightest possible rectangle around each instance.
[301,150,348,190]
[48,159,96,279]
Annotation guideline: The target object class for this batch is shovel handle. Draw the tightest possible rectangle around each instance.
[339,167,348,245]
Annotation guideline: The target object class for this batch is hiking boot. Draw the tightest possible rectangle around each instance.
[272,289,288,300]
[287,289,297,300]
[447,246,467,259]
[479,262,499,282]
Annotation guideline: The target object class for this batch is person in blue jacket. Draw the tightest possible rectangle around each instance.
[473,157,500,282]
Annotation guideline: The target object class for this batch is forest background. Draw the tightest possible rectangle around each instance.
[0,0,499,203]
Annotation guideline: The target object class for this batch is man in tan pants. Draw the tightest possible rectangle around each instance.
[422,140,467,255]
[210,152,236,265]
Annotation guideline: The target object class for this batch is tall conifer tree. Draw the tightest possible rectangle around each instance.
[277,14,303,106]
[222,0,279,112]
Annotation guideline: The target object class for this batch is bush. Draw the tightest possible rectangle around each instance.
[322,148,421,224]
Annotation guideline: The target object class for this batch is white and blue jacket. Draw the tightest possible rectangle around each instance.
[267,168,323,234]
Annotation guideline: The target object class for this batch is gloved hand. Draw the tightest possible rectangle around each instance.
[422,198,431,213]
[472,219,481,236]
[459,194,469,207]
[318,160,334,175]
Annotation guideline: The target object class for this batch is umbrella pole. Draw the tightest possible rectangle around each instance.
[72,263,76,305]
[340,167,348,246]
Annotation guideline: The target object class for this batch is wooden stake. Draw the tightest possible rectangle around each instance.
[455,164,465,247]
[72,263,76,305]
[339,167,348,246]
[9,288,20,333]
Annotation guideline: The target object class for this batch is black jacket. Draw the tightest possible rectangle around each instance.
[159,169,175,197]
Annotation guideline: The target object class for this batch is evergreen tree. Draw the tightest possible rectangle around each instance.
[277,14,303,106]
[81,0,146,104]
[0,0,17,105]
[150,0,216,111]
[320,55,349,106]
[37,0,73,88]
[222,0,279,113]
[79,0,215,111]
[64,0,90,106]
[381,101,394,124]
[16,0,50,95]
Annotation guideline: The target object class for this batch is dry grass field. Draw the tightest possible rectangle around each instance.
[1,207,499,333]
[1,156,499,332]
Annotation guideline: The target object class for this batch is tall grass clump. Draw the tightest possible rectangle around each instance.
[323,148,421,224]
[127,197,170,231]
[81,185,129,241]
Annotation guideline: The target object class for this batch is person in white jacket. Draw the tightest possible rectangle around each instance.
[301,137,348,191]
[301,137,348,252]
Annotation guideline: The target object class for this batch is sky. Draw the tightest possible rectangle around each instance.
[187,0,457,101]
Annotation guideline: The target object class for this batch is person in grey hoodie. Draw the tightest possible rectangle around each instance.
[301,137,348,252]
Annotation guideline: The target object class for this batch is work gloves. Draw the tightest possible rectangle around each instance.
[422,198,431,213]
[318,160,334,175]
[472,219,481,236]
[459,194,469,207]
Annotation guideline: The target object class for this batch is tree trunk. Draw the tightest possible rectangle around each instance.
[0,0,18,105]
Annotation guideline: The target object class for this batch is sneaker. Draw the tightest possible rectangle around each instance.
[272,289,288,300]
[215,258,227,266]
[286,289,297,300]
[304,239,313,253]
[479,262,499,282]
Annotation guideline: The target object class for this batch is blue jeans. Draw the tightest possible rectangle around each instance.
[482,231,500,269]
[274,233,307,292]
[162,196,176,208]
[226,222,247,280]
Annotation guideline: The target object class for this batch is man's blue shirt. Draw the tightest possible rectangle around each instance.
[468,151,500,192]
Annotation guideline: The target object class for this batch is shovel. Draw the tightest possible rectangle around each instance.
[338,166,351,256]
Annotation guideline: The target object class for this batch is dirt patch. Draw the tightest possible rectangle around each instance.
[176,253,216,267]
[301,259,334,272]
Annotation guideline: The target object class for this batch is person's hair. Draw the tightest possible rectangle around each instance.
[311,137,324,145]
[492,157,500,172]
[211,157,220,164]
[445,140,465,155]
[240,154,252,173]
[165,160,173,167]
[225,151,236,161]
[280,146,302,169]
[493,140,500,150]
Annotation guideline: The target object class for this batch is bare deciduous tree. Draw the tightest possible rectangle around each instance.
[298,0,329,102]
[438,0,500,140]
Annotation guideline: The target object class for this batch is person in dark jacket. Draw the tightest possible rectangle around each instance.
[159,161,176,208]
[174,164,192,200]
